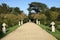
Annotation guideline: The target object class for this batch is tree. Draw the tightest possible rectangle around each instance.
[12,7,22,14]
[50,7,60,12]
[34,14,39,19]
[49,11,59,21]
[39,14,47,24]
[0,3,23,14]
[1,3,9,14]
[28,2,48,13]
[28,13,35,20]
[3,14,19,26]
[18,13,27,20]
[0,5,2,13]
[0,3,28,27]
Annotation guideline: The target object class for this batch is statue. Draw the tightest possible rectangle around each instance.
[51,22,55,32]
[2,23,6,33]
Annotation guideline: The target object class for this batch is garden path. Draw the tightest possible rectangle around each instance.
[1,22,57,40]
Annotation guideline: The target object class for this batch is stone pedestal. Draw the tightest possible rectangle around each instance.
[52,25,55,32]
[2,23,6,33]
[51,22,55,32]
[2,26,6,33]
[19,21,20,26]
[21,20,23,25]
[36,19,38,24]
[38,21,40,25]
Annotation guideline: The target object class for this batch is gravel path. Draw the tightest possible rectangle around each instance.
[1,22,57,40]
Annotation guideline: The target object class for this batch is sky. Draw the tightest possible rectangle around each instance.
[0,0,60,15]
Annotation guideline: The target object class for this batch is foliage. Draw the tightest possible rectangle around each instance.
[28,2,48,13]
[0,3,27,26]
[49,11,59,21]
[28,13,35,20]
[39,14,47,24]
[0,3,27,37]
[28,2,60,26]
[50,7,60,21]
[0,3,22,14]
[34,14,39,19]
[4,14,19,26]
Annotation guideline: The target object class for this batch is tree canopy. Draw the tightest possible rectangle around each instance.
[28,2,60,25]
[0,3,27,28]
[0,3,22,14]
[28,2,48,13]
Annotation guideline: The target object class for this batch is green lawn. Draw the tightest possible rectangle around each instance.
[39,24,60,40]
[6,25,19,34]
[0,25,19,39]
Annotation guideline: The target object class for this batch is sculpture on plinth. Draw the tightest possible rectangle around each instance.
[51,22,55,32]
[2,23,6,33]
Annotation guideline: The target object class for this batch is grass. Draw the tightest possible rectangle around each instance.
[0,25,19,39]
[39,24,60,40]
[6,25,19,34]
